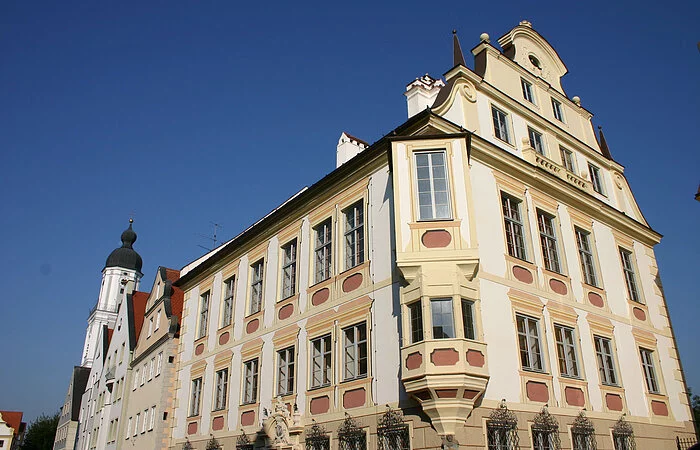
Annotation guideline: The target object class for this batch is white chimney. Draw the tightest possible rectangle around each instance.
[336,132,369,168]
[405,74,445,118]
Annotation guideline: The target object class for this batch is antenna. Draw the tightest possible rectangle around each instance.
[196,222,223,252]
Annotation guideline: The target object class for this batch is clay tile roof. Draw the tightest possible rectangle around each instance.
[164,268,180,283]
[0,411,23,435]
[131,291,149,340]
[342,132,369,147]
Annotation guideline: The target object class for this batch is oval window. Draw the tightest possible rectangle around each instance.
[529,54,542,69]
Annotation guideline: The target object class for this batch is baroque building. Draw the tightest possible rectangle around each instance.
[59,21,697,450]
[167,21,696,450]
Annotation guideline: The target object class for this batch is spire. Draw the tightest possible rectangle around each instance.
[597,126,613,160]
[452,30,466,67]
[105,219,143,272]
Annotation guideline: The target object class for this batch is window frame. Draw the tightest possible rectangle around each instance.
[527,126,546,156]
[537,210,562,274]
[554,324,580,378]
[344,201,365,270]
[575,227,599,287]
[430,298,455,339]
[414,149,453,221]
[310,334,333,389]
[501,192,528,261]
[588,163,605,195]
[249,259,264,315]
[408,300,424,344]
[551,97,564,122]
[214,368,229,411]
[619,247,642,303]
[189,377,202,417]
[242,358,259,404]
[560,146,576,173]
[521,78,535,104]
[594,335,618,386]
[314,218,333,284]
[639,348,660,394]
[281,240,297,299]
[343,323,368,381]
[221,275,235,328]
[461,299,476,340]
[277,346,296,396]
[492,105,512,144]
[516,314,545,372]
[197,291,210,339]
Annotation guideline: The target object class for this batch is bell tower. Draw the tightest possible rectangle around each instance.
[80,219,143,367]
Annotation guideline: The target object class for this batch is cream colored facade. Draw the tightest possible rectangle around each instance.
[122,267,183,450]
[164,22,695,450]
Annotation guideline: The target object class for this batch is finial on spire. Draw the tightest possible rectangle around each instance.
[129,217,133,224]
[452,30,466,68]
[597,126,613,160]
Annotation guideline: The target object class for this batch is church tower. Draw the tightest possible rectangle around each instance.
[80,219,143,367]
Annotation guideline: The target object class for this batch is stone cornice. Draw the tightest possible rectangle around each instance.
[470,135,661,246]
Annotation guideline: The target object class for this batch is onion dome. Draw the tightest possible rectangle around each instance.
[105,219,143,272]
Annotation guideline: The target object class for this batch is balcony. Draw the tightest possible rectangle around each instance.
[522,146,592,194]
[104,366,115,388]
[401,338,489,436]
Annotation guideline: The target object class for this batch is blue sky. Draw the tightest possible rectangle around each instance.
[1,1,698,422]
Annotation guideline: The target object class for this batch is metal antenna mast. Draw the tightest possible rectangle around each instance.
[196,222,223,252]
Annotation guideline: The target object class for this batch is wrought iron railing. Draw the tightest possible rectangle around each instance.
[611,416,636,450]
[676,436,699,450]
[305,420,330,450]
[338,413,367,450]
[571,411,596,450]
[377,406,410,450]
[486,400,519,450]
[531,405,560,450]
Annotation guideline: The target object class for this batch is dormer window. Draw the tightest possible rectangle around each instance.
[529,54,542,70]
[551,98,564,122]
[521,78,535,104]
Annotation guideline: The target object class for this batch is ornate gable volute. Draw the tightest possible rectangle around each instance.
[497,21,568,92]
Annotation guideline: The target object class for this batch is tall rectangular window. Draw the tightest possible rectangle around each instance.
[521,78,535,103]
[594,335,618,386]
[222,276,235,327]
[408,301,424,343]
[133,369,139,391]
[516,314,544,372]
[343,323,368,381]
[501,193,527,260]
[243,359,259,404]
[149,406,155,430]
[214,368,228,411]
[575,228,598,287]
[619,248,641,303]
[430,298,455,339]
[344,201,365,270]
[250,260,264,315]
[537,210,561,273]
[492,106,512,143]
[551,97,564,122]
[528,127,546,155]
[134,414,139,437]
[314,219,333,283]
[560,146,576,173]
[197,291,210,339]
[155,309,161,330]
[311,335,332,388]
[588,163,605,195]
[142,409,148,433]
[189,377,202,416]
[461,299,475,340]
[155,352,163,376]
[148,317,153,337]
[125,417,131,439]
[148,357,155,380]
[415,151,452,220]
[640,348,660,394]
[277,347,295,396]
[281,240,297,299]
[554,325,579,378]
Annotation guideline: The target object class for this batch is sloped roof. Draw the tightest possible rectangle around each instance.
[0,411,24,435]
